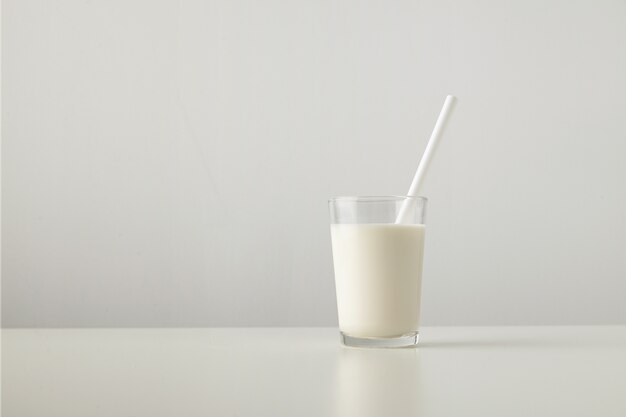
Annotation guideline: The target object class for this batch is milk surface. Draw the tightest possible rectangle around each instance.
[331,224,425,338]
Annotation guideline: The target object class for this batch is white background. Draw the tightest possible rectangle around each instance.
[2,0,625,327]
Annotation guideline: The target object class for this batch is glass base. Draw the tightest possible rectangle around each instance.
[340,331,419,348]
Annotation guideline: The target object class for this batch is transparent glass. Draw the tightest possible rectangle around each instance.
[329,196,427,348]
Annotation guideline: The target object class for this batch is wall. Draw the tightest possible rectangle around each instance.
[2,0,626,327]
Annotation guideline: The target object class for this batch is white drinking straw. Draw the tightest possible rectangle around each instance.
[395,95,457,224]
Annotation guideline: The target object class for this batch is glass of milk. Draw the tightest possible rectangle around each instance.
[329,196,427,348]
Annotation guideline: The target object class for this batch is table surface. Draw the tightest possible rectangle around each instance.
[2,326,625,417]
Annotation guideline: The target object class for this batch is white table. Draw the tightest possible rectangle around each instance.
[2,326,625,417]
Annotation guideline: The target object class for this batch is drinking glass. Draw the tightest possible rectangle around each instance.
[329,196,427,348]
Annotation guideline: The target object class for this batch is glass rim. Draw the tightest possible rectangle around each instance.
[328,195,428,203]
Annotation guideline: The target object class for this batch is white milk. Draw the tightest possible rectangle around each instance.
[331,224,425,338]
